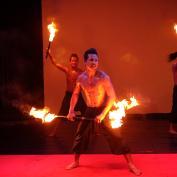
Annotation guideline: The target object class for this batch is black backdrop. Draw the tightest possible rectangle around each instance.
[0,1,44,120]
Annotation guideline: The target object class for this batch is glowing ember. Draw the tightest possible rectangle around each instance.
[109,96,139,128]
[29,107,57,123]
[47,22,57,42]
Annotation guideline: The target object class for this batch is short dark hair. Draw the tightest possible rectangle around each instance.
[70,53,79,61]
[168,52,177,62]
[83,48,98,62]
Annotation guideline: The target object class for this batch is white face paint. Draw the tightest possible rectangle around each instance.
[85,54,99,70]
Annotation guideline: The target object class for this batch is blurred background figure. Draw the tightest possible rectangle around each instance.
[48,51,86,137]
[168,52,177,134]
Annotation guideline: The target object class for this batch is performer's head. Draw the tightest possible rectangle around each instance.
[84,48,99,70]
[168,52,177,62]
[69,53,79,68]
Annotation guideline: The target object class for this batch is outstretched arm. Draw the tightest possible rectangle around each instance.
[48,51,68,73]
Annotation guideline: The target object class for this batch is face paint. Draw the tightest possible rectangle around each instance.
[85,54,99,70]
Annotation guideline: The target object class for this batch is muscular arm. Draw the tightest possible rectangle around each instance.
[97,76,116,122]
[48,52,68,73]
[67,81,81,120]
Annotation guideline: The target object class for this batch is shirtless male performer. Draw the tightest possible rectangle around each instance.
[48,51,86,137]
[168,52,177,134]
[66,48,142,175]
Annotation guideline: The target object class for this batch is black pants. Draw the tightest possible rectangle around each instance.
[170,85,177,123]
[49,91,86,136]
[59,91,86,116]
[72,107,130,154]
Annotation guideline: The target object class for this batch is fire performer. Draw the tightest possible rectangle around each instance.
[168,51,177,134]
[48,51,86,137]
[66,48,142,175]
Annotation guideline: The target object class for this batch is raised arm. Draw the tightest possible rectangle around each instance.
[48,52,68,73]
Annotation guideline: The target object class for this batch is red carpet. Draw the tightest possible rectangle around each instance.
[0,154,176,177]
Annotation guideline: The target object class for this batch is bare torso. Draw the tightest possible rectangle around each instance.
[172,62,177,85]
[48,53,83,92]
[78,70,109,107]
[66,68,83,92]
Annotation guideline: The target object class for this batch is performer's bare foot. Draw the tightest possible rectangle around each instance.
[169,128,177,135]
[128,163,142,176]
[169,124,177,135]
[65,161,79,170]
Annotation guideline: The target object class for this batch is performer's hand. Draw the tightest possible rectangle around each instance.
[95,113,105,123]
[46,49,51,58]
[67,111,76,121]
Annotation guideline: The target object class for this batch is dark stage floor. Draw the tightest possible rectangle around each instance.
[0,113,177,154]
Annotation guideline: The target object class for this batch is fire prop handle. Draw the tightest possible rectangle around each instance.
[45,41,51,59]
[55,115,94,121]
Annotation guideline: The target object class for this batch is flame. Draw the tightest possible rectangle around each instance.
[174,24,177,34]
[47,22,57,42]
[109,96,139,128]
[29,107,57,123]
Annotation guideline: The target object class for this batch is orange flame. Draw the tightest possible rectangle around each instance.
[174,24,177,34]
[47,22,57,42]
[29,107,57,123]
[109,96,139,128]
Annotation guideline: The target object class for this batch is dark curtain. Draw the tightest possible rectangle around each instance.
[0,1,44,120]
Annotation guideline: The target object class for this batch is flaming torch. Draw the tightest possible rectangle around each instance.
[109,96,139,128]
[29,107,92,123]
[174,24,177,34]
[29,107,57,123]
[45,22,57,59]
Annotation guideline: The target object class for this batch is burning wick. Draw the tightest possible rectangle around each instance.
[174,24,177,34]
[109,96,139,128]
[46,22,57,59]
[29,107,57,123]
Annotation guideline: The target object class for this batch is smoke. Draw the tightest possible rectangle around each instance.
[0,82,39,115]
